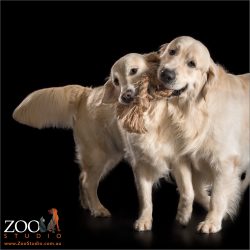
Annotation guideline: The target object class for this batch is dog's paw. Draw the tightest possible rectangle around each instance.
[134,217,152,231]
[197,219,221,233]
[176,212,191,226]
[176,209,192,226]
[176,196,193,226]
[91,206,111,218]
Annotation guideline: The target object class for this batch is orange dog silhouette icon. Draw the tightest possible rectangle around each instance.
[47,208,61,232]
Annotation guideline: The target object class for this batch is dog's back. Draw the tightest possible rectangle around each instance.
[74,86,123,155]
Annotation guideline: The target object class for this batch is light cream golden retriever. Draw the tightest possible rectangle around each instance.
[13,84,123,218]
[157,36,250,233]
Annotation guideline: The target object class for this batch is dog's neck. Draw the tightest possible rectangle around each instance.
[167,94,211,156]
[146,99,169,123]
[167,64,239,157]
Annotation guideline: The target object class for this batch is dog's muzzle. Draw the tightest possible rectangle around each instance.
[121,89,135,104]
[160,68,176,85]
[158,68,188,97]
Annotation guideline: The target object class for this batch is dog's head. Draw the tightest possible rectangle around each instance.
[101,52,160,133]
[101,52,159,105]
[157,36,217,101]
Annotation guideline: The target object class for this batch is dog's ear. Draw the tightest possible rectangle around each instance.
[143,51,160,64]
[158,43,169,56]
[101,78,119,104]
[200,59,217,99]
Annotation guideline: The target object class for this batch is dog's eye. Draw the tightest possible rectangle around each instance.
[113,78,119,86]
[129,68,138,75]
[187,60,196,68]
[169,49,176,56]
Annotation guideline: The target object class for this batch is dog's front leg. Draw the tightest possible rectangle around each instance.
[173,159,194,226]
[133,165,154,231]
[197,159,241,233]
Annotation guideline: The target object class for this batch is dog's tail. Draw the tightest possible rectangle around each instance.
[13,85,90,129]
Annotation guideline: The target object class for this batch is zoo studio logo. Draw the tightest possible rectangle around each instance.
[4,208,61,241]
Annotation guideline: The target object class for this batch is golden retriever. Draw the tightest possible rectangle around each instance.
[103,62,174,231]
[13,84,123,217]
[157,36,250,233]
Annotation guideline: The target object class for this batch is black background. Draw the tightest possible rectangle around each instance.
[1,1,249,249]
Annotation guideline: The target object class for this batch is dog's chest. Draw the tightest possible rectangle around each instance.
[125,124,173,174]
[123,100,174,173]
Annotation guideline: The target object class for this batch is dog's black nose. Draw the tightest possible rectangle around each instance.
[121,89,134,104]
[160,68,176,84]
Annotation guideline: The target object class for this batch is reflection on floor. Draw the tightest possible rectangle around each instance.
[62,175,249,249]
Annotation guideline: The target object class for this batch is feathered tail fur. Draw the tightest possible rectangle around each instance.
[13,85,89,129]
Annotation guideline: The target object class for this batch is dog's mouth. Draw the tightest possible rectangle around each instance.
[152,83,188,98]
[169,84,188,97]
